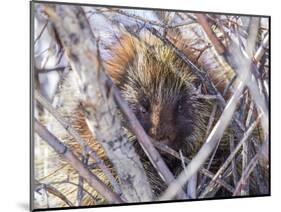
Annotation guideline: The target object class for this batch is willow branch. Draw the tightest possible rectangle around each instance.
[34,20,49,44]
[107,8,166,27]
[151,139,234,193]
[35,179,74,207]
[233,138,268,196]
[253,34,269,64]
[195,14,225,54]
[199,115,261,198]
[229,135,238,185]
[35,66,68,74]
[34,119,123,204]
[48,180,98,203]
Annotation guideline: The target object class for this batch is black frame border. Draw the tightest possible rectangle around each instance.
[30,1,271,211]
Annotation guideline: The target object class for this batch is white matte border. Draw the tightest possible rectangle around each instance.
[0,0,279,212]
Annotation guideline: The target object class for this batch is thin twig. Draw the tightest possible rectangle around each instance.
[76,152,88,206]
[199,115,261,198]
[34,20,49,44]
[196,104,218,192]
[232,137,269,196]
[34,119,123,204]
[151,139,234,193]
[179,150,190,199]
[35,179,74,206]
[233,153,259,196]
[222,74,237,97]
[253,34,269,64]
[195,94,219,100]
[35,66,68,74]
[167,20,195,28]
[204,104,218,139]
[241,139,250,195]
[241,99,255,195]
[248,140,269,194]
[179,150,198,198]
[48,180,98,203]
[195,14,225,54]
[229,135,238,185]
[108,8,166,27]
[180,149,197,200]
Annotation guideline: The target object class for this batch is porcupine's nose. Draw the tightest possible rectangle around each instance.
[149,103,177,145]
[149,118,176,145]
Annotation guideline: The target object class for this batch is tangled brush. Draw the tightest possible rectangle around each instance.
[32,4,269,210]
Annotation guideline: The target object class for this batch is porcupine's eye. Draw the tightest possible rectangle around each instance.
[139,105,148,114]
[177,92,189,114]
[177,104,183,113]
[139,98,150,114]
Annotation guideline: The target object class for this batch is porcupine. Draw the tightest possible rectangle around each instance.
[105,31,231,195]
[34,28,268,208]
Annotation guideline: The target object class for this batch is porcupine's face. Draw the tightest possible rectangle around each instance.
[121,47,196,150]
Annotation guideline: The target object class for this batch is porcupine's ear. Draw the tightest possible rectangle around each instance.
[104,32,139,87]
[104,28,167,86]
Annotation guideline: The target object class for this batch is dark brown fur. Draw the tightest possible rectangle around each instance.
[105,32,209,152]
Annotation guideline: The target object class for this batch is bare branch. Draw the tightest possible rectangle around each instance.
[151,139,234,193]
[76,152,88,206]
[249,140,269,194]
[35,179,74,207]
[34,20,49,44]
[108,8,167,27]
[35,66,69,74]
[253,34,269,64]
[34,119,123,204]
[195,14,225,54]
[199,115,261,198]
[233,138,268,196]
[48,179,99,203]
[179,150,197,199]
[229,135,239,185]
